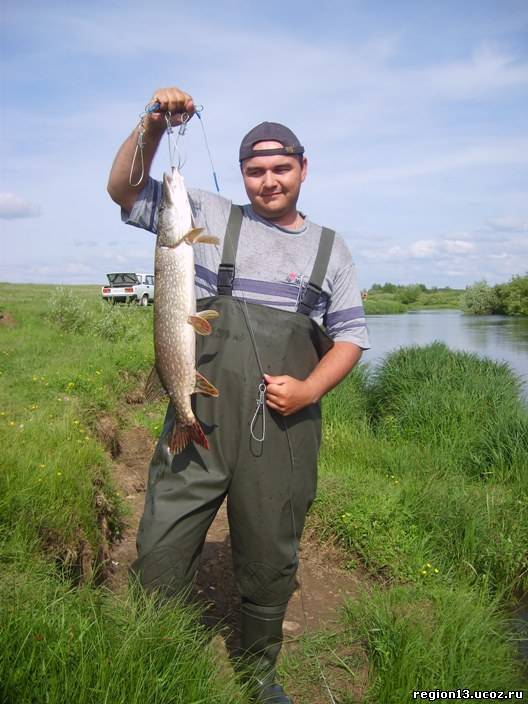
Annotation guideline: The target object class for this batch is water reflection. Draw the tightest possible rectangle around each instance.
[362,310,528,395]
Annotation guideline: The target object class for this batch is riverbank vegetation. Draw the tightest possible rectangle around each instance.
[365,275,527,316]
[461,274,528,316]
[1,284,526,702]
[364,282,463,314]
[316,342,528,699]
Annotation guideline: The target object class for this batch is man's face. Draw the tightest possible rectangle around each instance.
[240,140,307,221]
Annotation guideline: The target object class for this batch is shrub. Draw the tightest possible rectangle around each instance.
[495,274,528,316]
[397,285,421,304]
[48,287,93,333]
[460,280,501,315]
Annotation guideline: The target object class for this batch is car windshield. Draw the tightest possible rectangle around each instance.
[107,273,140,286]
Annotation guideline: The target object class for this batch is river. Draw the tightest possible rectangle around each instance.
[362,310,528,398]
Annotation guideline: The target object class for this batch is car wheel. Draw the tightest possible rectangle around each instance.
[139,294,149,307]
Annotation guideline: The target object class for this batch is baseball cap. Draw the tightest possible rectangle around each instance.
[239,121,304,162]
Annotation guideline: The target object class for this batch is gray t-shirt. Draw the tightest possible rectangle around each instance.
[123,177,370,349]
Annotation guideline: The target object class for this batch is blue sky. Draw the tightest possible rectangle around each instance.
[1,0,527,289]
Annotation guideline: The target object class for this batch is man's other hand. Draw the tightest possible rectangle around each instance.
[263,374,317,416]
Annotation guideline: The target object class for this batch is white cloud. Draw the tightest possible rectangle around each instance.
[0,193,41,220]
[444,240,475,254]
[410,240,438,258]
[485,216,528,232]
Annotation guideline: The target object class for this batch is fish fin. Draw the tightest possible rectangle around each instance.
[184,228,204,243]
[184,228,220,246]
[195,235,220,245]
[194,371,219,397]
[170,420,209,454]
[188,314,212,335]
[196,309,220,321]
[144,366,168,402]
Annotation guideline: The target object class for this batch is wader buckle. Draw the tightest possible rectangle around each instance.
[297,281,322,316]
[217,263,235,296]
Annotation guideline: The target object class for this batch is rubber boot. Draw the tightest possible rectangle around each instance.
[239,601,293,704]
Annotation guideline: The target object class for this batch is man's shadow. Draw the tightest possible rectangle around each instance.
[192,532,242,658]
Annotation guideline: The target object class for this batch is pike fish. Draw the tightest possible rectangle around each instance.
[145,168,220,454]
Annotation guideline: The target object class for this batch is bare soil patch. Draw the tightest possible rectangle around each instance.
[0,311,16,327]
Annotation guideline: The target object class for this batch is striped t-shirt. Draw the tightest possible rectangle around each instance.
[123,177,370,349]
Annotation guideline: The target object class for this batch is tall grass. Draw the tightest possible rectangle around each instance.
[1,284,249,703]
[367,342,528,481]
[316,343,528,698]
[0,556,248,704]
[345,584,525,702]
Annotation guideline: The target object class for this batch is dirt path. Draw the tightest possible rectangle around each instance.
[105,425,368,702]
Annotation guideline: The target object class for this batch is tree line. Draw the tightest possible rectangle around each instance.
[367,275,528,315]
[460,275,528,316]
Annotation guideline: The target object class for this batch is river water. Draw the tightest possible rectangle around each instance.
[362,310,528,398]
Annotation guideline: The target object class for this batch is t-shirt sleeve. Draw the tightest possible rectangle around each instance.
[121,178,219,235]
[324,239,370,350]
[121,176,163,234]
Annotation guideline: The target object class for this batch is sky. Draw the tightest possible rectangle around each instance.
[1,0,527,289]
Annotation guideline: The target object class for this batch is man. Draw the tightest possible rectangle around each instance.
[108,86,369,704]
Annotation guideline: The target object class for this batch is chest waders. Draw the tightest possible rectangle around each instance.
[131,206,335,703]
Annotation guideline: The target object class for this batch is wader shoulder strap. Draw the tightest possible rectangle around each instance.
[217,204,244,296]
[297,227,336,315]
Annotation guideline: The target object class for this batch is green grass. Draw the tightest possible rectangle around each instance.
[0,284,251,704]
[367,342,528,481]
[0,555,248,704]
[2,284,527,702]
[0,284,154,565]
[344,584,525,702]
[315,343,528,699]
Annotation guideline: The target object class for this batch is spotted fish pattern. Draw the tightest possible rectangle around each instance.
[149,169,220,453]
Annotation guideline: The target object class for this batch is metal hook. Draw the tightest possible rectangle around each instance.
[250,381,267,443]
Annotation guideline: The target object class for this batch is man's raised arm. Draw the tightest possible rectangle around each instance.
[107,87,195,213]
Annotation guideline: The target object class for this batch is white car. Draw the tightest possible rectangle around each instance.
[101,273,155,306]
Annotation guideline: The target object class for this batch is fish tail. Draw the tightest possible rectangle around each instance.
[170,419,209,454]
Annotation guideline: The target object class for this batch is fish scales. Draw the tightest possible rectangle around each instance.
[151,168,219,453]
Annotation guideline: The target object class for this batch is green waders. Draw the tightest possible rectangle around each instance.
[131,206,335,703]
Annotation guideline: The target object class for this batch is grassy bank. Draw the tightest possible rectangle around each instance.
[1,284,526,702]
[364,285,463,315]
[1,558,246,704]
[0,284,249,703]
[316,342,528,700]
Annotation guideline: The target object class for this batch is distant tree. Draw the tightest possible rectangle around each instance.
[460,280,501,315]
[397,284,422,304]
[495,274,528,316]
[381,282,398,293]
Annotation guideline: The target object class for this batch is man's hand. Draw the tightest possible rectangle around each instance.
[263,342,363,417]
[147,87,195,129]
[264,374,317,416]
[107,85,195,212]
